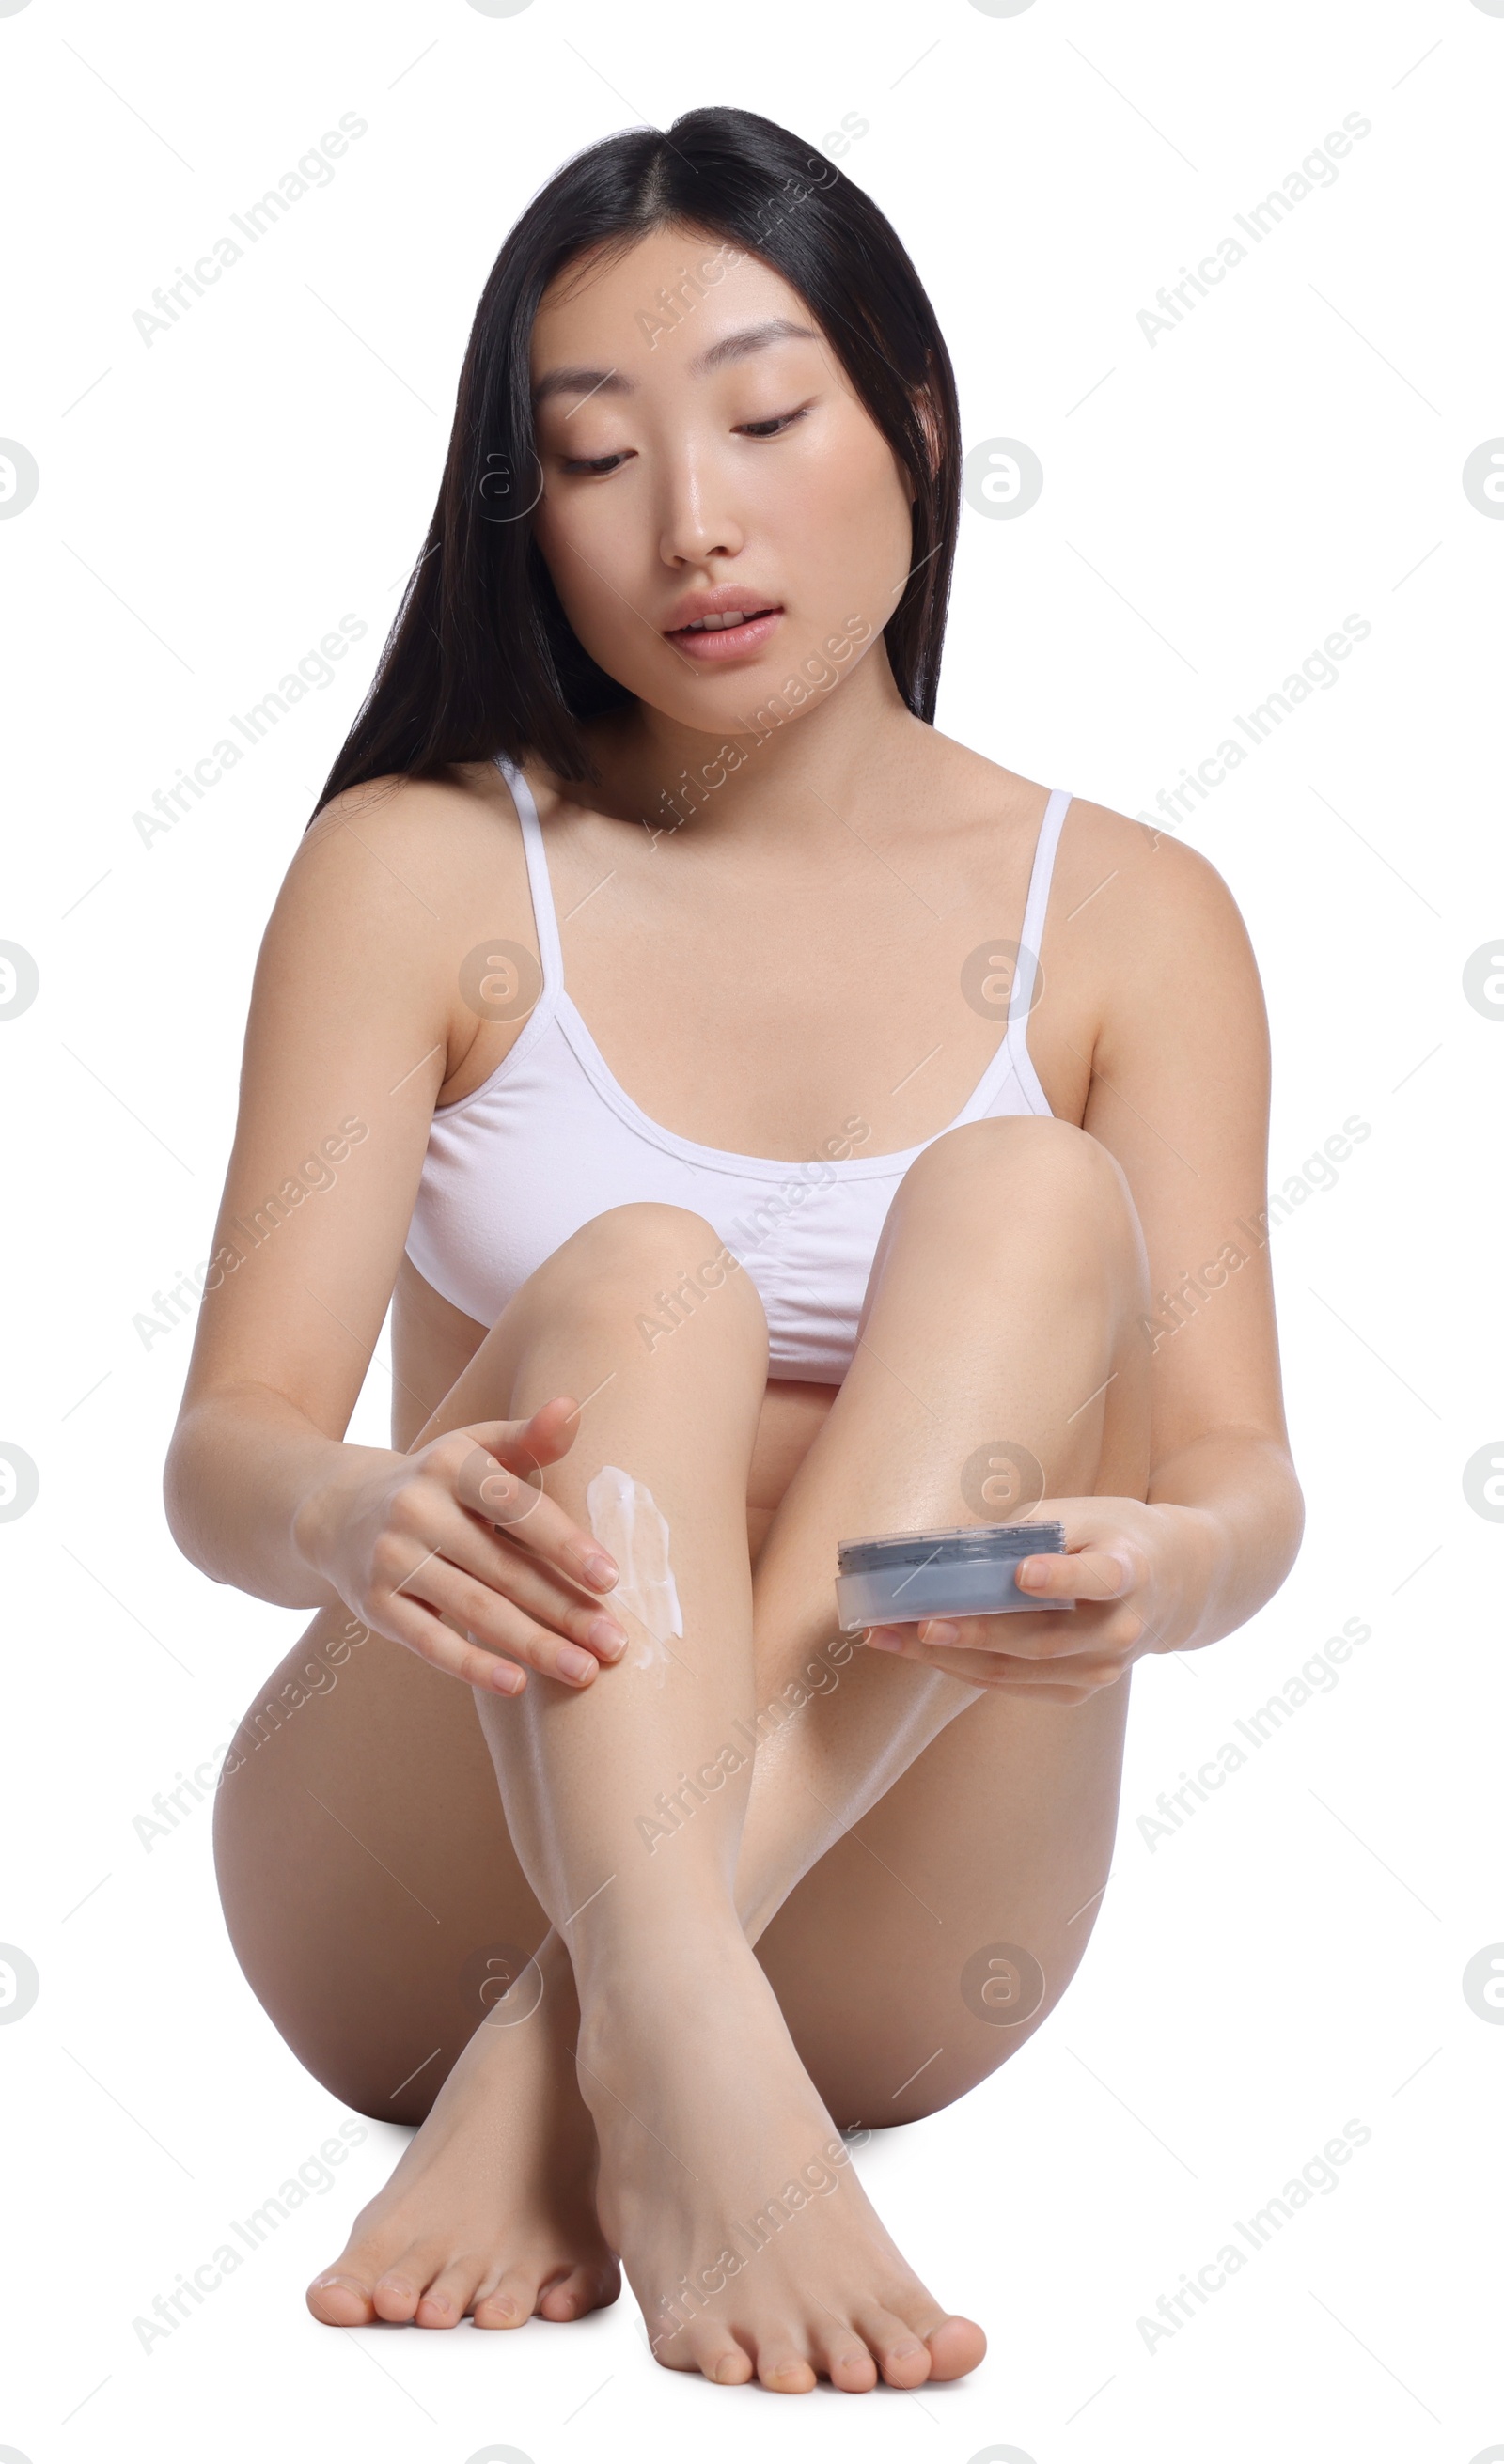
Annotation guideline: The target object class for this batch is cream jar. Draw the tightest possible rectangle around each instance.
[834,1521,1068,1635]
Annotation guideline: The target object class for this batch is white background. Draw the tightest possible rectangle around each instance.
[2,2,1501,2459]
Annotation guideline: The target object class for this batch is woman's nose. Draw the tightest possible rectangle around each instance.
[655,450,744,569]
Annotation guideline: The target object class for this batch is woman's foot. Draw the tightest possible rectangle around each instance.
[576,1931,986,2392]
[307,1942,618,2329]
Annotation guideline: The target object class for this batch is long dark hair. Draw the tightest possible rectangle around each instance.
[311,104,962,820]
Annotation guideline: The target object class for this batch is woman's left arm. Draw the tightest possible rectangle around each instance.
[864,813,1306,1703]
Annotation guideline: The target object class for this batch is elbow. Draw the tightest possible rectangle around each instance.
[1283,1467,1307,1577]
[162,1417,216,1583]
[1263,1448,1306,1598]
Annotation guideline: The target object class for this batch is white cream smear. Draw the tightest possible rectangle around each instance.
[585,1465,683,1676]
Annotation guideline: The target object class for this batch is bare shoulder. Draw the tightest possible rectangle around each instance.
[253,757,539,1099]
[929,730,1260,992]
[290,758,526,928]
[1048,793,1267,1069]
[929,730,1271,1111]
[1054,794,1253,949]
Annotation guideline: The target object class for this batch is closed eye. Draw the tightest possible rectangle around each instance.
[735,404,811,440]
[559,403,812,477]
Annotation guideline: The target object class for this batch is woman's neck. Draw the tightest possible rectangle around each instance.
[560,643,926,854]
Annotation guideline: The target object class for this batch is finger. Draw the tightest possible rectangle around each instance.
[867,1605,1116,1662]
[373,1590,531,1695]
[391,1492,628,1663]
[385,1551,613,1690]
[448,1439,619,1596]
[513,1395,585,1466]
[1014,1546,1134,1604]
[870,1631,1129,1696]
[938,1604,1120,1661]
[449,1401,580,1488]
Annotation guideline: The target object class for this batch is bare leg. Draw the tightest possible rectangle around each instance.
[742,1114,1149,1916]
[215,1619,612,2332]
[453,1201,983,2393]
[742,1115,1150,2121]
[222,1120,1147,2374]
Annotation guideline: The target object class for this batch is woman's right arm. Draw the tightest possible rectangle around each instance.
[163,773,624,1693]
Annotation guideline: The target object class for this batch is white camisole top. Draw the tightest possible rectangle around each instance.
[403,755,1073,1383]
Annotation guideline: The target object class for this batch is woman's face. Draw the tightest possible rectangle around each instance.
[526,222,917,743]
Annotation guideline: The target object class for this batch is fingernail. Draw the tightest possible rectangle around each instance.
[921,1620,958,1645]
[589,1616,628,1660]
[557,1645,595,1682]
[493,1665,525,1694]
[580,1549,618,1586]
[865,1629,901,1651]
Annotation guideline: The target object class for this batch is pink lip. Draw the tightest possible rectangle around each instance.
[666,608,784,663]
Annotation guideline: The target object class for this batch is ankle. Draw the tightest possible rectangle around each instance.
[570,1907,758,2043]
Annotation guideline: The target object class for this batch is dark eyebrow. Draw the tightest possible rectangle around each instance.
[531,317,823,408]
[687,316,822,374]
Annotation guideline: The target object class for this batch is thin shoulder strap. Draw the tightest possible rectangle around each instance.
[1007,787,1073,1033]
[494,752,563,993]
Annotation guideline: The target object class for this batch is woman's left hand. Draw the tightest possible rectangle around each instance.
[861,1497,1218,1704]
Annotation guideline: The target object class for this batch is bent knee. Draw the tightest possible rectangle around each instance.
[307,2053,449,2129]
[826,2027,1037,2131]
[898,1115,1136,1235]
[903,1112,1108,1188]
[525,1204,766,1344]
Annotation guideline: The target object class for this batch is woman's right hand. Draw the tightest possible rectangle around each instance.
[291,1396,628,1694]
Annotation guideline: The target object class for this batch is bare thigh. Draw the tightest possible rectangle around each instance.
[212,1231,801,2122]
[207,1405,811,2120]
[749,1119,1150,2121]
[213,1614,540,2121]
[755,1675,1135,2126]
[216,1126,1148,2124]
[212,1614,1131,2127]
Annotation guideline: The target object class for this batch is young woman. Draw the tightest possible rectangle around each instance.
[164,106,1303,2394]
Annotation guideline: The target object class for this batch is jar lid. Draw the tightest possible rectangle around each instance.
[836,1521,1066,1577]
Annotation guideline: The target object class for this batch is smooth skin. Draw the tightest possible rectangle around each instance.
[166,220,1302,2393]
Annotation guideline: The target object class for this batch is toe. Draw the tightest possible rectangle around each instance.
[371,2242,446,2325]
[472,2265,541,2330]
[682,2323,754,2385]
[813,2319,879,2393]
[925,2311,988,2380]
[413,2253,488,2328]
[537,2259,619,2321]
[756,2338,818,2394]
[306,2270,376,2327]
[854,2304,932,2388]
